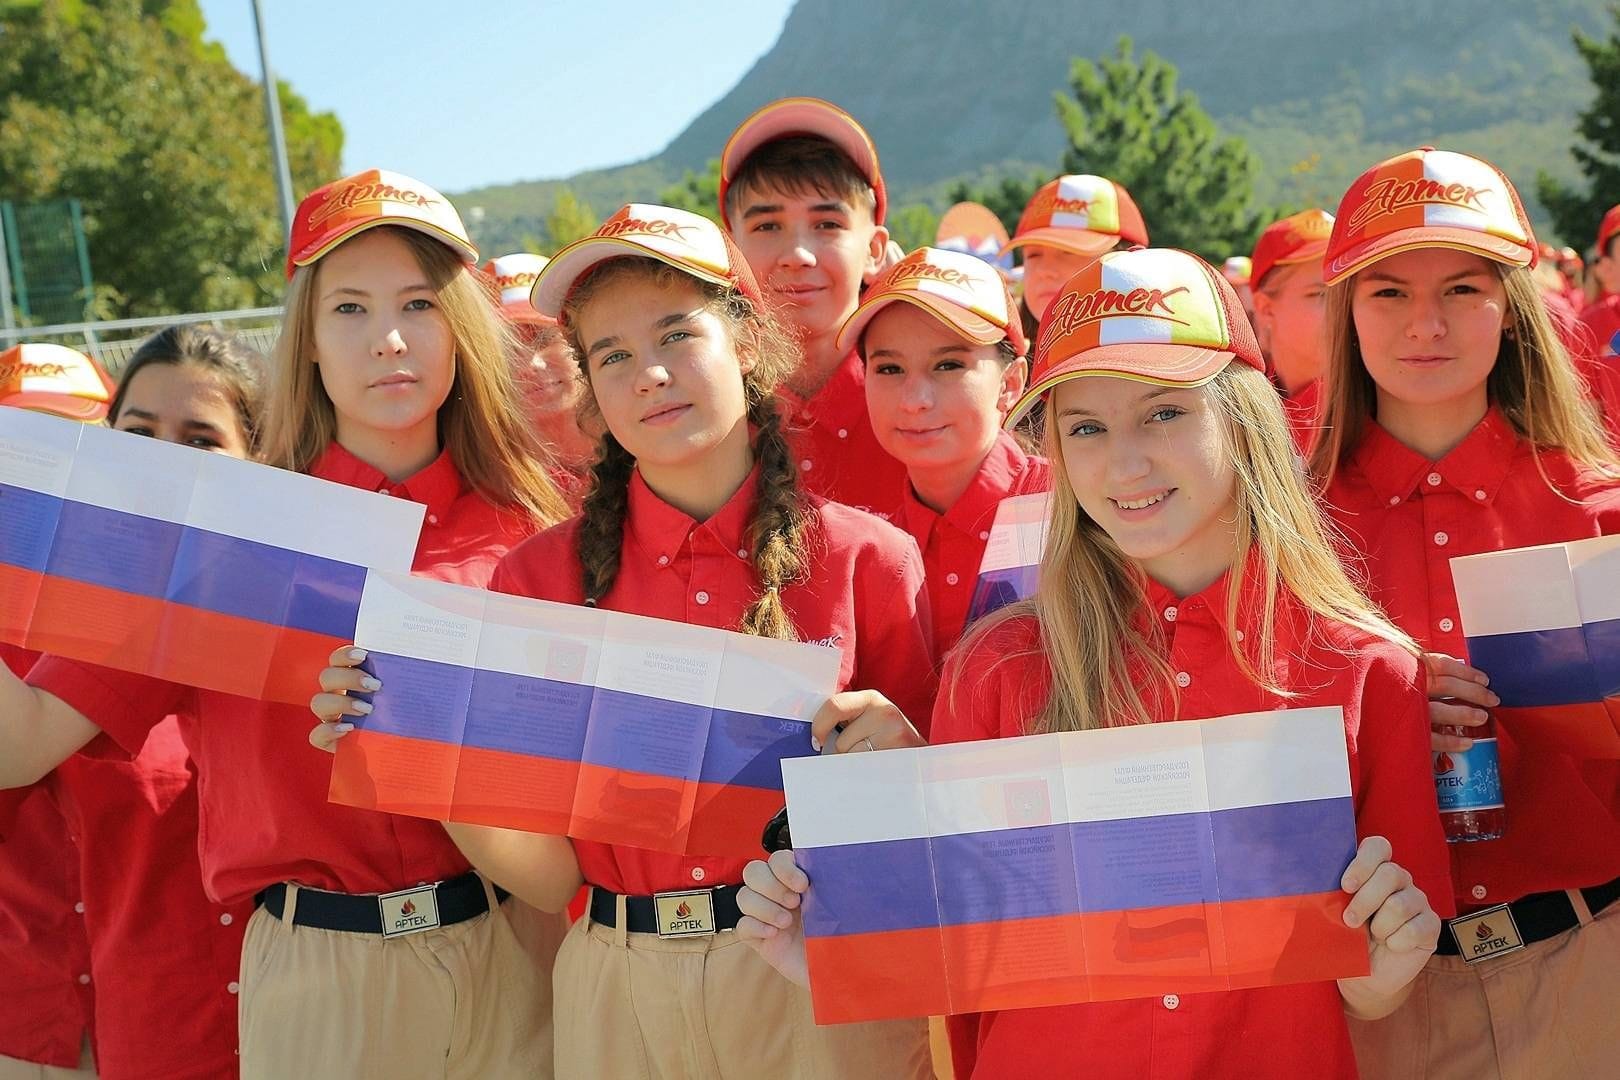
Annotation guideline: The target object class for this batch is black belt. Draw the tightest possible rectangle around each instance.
[1436,876,1620,956]
[588,884,743,935]
[255,871,508,935]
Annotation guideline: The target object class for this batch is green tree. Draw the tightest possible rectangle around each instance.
[1536,6,1620,249]
[944,172,1050,237]
[1054,36,1265,259]
[541,187,598,254]
[658,160,722,223]
[885,203,940,254]
[0,0,342,318]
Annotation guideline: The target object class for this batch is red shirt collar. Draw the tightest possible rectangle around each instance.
[625,465,760,569]
[308,442,466,521]
[1138,543,1281,643]
[777,351,868,431]
[1348,408,1519,507]
[901,431,1036,541]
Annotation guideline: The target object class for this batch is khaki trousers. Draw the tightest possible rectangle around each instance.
[237,880,549,1080]
[0,1041,95,1080]
[1349,892,1620,1080]
[553,905,930,1080]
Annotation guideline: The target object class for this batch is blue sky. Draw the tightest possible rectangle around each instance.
[198,1,794,193]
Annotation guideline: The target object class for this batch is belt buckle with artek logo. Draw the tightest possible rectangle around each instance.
[654,889,717,938]
[378,884,441,939]
[1448,903,1525,964]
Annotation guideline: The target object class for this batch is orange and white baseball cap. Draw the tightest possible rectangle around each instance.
[718,97,886,228]
[836,247,1028,357]
[481,253,553,325]
[1598,203,1620,257]
[1324,148,1536,286]
[1002,175,1149,260]
[1250,209,1335,290]
[530,204,762,322]
[287,169,477,279]
[0,343,116,422]
[1005,248,1263,428]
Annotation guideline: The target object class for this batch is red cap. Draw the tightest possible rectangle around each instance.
[287,169,476,280]
[1002,175,1148,260]
[1250,209,1334,290]
[1006,248,1263,429]
[481,253,554,325]
[1598,204,1620,257]
[530,204,762,322]
[0,343,115,422]
[718,97,886,228]
[1324,148,1536,286]
[837,247,1027,358]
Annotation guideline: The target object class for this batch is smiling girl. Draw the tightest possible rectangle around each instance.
[844,246,1049,656]
[1308,148,1620,1080]
[736,247,1451,1079]
[0,171,566,1078]
[314,203,935,1078]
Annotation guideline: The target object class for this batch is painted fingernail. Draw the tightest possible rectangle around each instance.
[354,701,373,715]
[334,723,354,734]
[348,648,367,662]
[809,735,822,753]
[360,676,381,692]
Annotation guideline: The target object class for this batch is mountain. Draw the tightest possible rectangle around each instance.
[454,0,1615,253]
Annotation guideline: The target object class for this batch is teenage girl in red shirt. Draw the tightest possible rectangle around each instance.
[0,171,567,1079]
[736,247,1450,1080]
[1310,147,1620,1080]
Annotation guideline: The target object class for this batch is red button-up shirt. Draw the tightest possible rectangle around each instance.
[491,467,934,897]
[931,561,1450,1080]
[1578,294,1619,360]
[1323,410,1620,910]
[0,641,93,1071]
[778,351,909,518]
[896,432,1050,658]
[27,445,538,906]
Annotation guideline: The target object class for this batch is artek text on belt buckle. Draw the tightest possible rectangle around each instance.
[654,888,716,938]
[1448,903,1525,964]
[378,883,441,939]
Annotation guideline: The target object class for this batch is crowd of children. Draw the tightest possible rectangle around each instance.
[0,96,1617,1080]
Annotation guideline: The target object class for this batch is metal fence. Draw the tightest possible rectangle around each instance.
[1,198,94,328]
[0,307,283,376]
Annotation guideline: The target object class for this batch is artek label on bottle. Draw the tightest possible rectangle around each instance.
[1433,739,1504,812]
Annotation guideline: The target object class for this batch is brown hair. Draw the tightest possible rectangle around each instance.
[562,257,811,639]
[110,325,266,454]
[1308,263,1618,487]
[958,362,1417,733]
[259,226,568,528]
[722,135,877,225]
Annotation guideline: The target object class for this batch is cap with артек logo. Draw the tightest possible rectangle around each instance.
[529,204,763,322]
[837,246,1028,358]
[1323,147,1536,286]
[1005,247,1264,429]
[286,168,477,280]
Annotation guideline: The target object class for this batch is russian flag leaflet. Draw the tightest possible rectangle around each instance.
[967,491,1050,624]
[1451,535,1620,758]
[328,569,842,858]
[781,707,1368,1024]
[0,408,423,704]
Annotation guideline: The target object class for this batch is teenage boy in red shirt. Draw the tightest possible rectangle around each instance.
[718,97,909,518]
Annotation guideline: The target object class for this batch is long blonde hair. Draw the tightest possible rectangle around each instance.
[259,226,568,528]
[1308,264,1618,487]
[961,363,1417,733]
[561,257,811,640]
